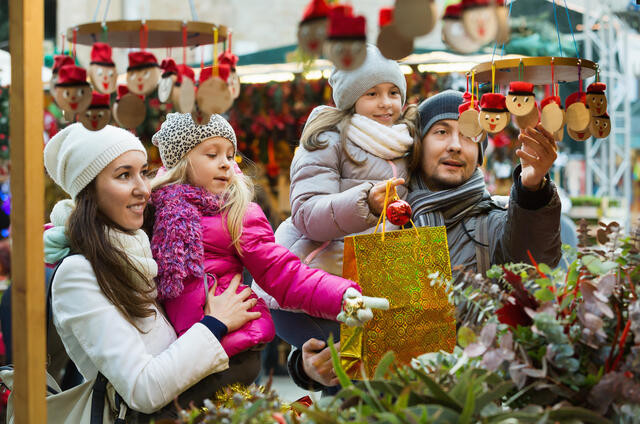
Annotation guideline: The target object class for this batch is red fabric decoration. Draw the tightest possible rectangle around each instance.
[587,82,606,93]
[564,91,586,108]
[127,51,159,71]
[330,4,354,17]
[199,64,231,84]
[116,85,144,101]
[491,131,511,147]
[218,51,239,69]
[90,42,114,66]
[177,64,195,82]
[508,81,534,95]
[443,3,463,19]
[327,10,366,39]
[89,92,110,108]
[56,65,88,86]
[540,95,562,109]
[458,101,479,113]
[463,91,472,102]
[301,0,332,22]
[461,0,492,9]
[379,7,393,27]
[52,55,75,73]
[479,93,507,111]
[160,58,179,76]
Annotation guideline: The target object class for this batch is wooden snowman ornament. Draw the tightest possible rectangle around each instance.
[495,0,510,44]
[50,55,75,95]
[514,101,539,130]
[586,82,607,117]
[196,65,233,115]
[172,64,196,113]
[218,51,241,100]
[78,92,111,131]
[324,8,367,71]
[441,3,482,54]
[567,123,591,142]
[461,0,499,45]
[459,99,484,141]
[88,42,117,94]
[126,51,161,96]
[540,96,565,134]
[564,92,590,133]
[54,65,92,117]
[505,81,535,116]
[112,85,146,129]
[478,93,510,134]
[297,0,332,57]
[377,7,413,60]
[393,0,438,39]
[589,113,611,139]
[157,58,179,103]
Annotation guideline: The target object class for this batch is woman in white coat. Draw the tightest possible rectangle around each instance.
[43,123,260,420]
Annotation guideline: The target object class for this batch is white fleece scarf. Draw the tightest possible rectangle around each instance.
[108,228,159,298]
[344,114,413,160]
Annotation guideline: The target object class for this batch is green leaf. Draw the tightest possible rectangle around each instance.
[567,260,579,288]
[538,263,553,276]
[474,380,515,414]
[394,386,411,411]
[547,406,613,423]
[328,336,352,388]
[457,327,477,348]
[412,369,462,411]
[534,287,556,302]
[458,380,476,424]
[582,255,618,275]
[374,351,396,380]
[535,277,551,288]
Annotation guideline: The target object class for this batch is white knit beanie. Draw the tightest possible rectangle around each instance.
[44,123,147,198]
[328,44,407,111]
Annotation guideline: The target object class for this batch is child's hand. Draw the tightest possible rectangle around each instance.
[205,274,261,332]
[367,178,405,216]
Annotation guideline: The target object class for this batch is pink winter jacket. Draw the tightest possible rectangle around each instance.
[151,184,359,357]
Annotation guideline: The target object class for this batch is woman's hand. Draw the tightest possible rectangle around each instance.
[367,178,405,216]
[301,338,340,387]
[204,274,261,332]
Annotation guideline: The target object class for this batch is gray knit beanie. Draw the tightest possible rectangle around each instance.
[152,112,237,169]
[328,44,407,110]
[418,90,488,165]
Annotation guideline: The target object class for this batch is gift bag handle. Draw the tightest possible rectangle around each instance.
[373,180,418,241]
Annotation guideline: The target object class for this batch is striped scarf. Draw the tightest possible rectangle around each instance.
[407,169,492,228]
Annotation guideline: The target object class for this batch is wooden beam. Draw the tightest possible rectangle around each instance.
[9,0,46,422]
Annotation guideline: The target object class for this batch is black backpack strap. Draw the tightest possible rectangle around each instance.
[90,372,108,424]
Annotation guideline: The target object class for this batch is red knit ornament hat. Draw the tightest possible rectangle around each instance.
[56,65,89,86]
[160,58,179,77]
[127,51,159,71]
[541,95,562,109]
[88,92,110,109]
[459,101,479,114]
[479,93,507,112]
[508,81,534,95]
[117,84,144,101]
[462,0,492,10]
[443,3,463,19]
[176,64,195,85]
[218,51,239,70]
[327,10,366,39]
[587,82,606,94]
[199,65,231,84]
[565,91,586,108]
[463,91,472,102]
[301,0,332,22]
[52,55,75,73]
[379,7,393,27]
[331,4,354,17]
[90,42,115,66]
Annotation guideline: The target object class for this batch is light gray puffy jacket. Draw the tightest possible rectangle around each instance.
[274,130,409,277]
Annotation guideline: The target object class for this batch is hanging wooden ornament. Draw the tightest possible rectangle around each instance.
[50,55,75,95]
[88,42,117,94]
[567,125,591,142]
[171,64,196,113]
[191,102,211,126]
[564,92,590,132]
[126,51,161,96]
[112,85,145,129]
[196,65,233,115]
[441,3,482,54]
[218,50,241,99]
[376,7,413,60]
[586,82,607,117]
[78,92,112,131]
[324,8,367,71]
[540,95,565,134]
[393,0,438,39]
[461,0,499,45]
[54,65,92,116]
[505,81,535,117]
[589,113,611,139]
[158,58,179,103]
[514,101,539,130]
[459,101,485,141]
[495,0,510,45]
[478,93,510,134]
[297,0,332,56]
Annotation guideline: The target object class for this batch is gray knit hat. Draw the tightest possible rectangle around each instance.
[152,112,237,169]
[418,90,488,165]
[328,44,407,110]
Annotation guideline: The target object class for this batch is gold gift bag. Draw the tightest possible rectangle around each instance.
[340,184,456,379]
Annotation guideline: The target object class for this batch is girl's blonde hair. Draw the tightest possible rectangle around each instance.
[151,155,254,254]
[300,103,419,164]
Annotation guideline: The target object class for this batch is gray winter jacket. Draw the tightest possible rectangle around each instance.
[274,130,409,277]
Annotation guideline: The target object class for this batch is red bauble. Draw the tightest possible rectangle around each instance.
[386,199,412,226]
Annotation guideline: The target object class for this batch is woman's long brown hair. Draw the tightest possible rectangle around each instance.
[66,180,156,331]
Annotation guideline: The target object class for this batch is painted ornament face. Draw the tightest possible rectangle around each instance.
[589,115,611,139]
[540,103,565,134]
[89,65,117,94]
[127,67,161,96]
[514,105,539,130]
[324,40,367,71]
[442,19,482,54]
[157,75,176,103]
[54,85,92,114]
[479,110,509,133]
[567,126,591,142]
[459,109,483,138]
[586,93,607,117]
[506,94,535,117]
[297,19,327,56]
[171,77,196,113]
[462,6,499,45]
[78,108,111,131]
[228,72,241,99]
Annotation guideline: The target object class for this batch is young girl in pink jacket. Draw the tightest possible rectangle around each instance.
[149,112,386,360]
